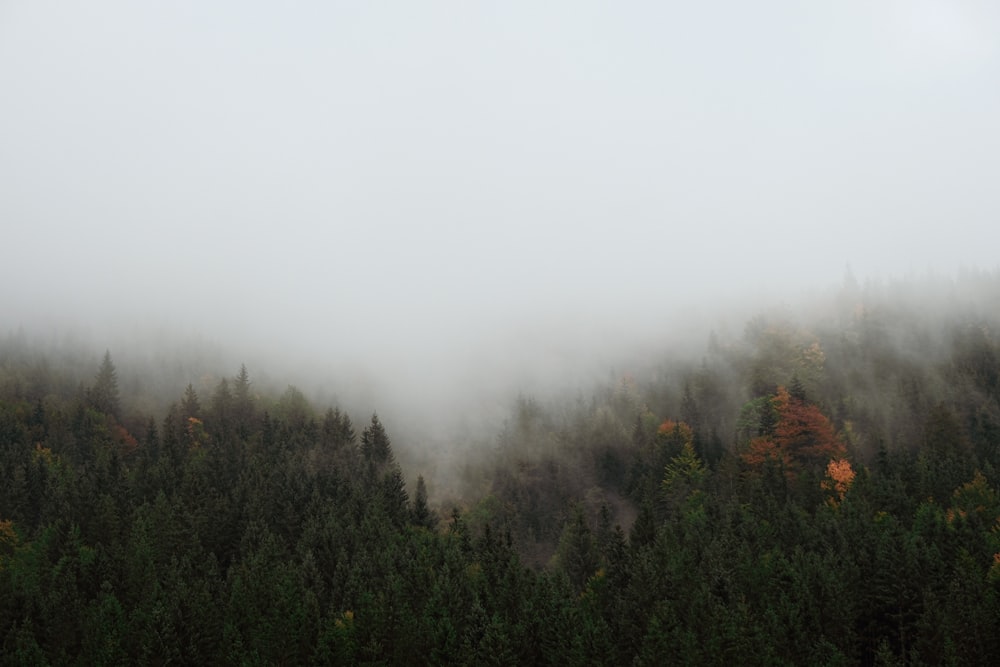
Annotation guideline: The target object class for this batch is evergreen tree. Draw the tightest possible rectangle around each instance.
[412,475,438,530]
[211,377,233,437]
[89,350,120,418]
[382,465,410,527]
[322,407,356,449]
[554,506,598,592]
[181,383,201,420]
[361,414,393,468]
[233,364,255,439]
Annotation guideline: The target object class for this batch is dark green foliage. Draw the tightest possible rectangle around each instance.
[412,475,439,530]
[361,412,392,467]
[88,351,120,419]
[3,275,1000,663]
[550,508,596,594]
[181,383,201,420]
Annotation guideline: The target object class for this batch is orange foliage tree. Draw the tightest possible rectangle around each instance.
[823,458,856,504]
[657,419,694,443]
[741,386,846,477]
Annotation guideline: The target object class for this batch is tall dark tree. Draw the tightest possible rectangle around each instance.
[412,475,438,530]
[89,350,120,418]
[234,364,251,403]
[233,364,255,439]
[181,384,201,420]
[322,407,356,450]
[361,414,393,467]
[555,507,599,592]
[210,378,233,436]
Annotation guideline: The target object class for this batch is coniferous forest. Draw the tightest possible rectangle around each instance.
[2,274,1000,665]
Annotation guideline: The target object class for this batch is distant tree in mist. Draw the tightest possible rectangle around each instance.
[88,350,120,418]
[211,377,233,436]
[181,383,201,420]
[361,413,393,468]
[361,414,409,525]
[233,363,255,439]
[411,475,438,530]
[321,407,355,450]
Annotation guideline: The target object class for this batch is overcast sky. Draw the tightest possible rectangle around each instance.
[2,1,999,399]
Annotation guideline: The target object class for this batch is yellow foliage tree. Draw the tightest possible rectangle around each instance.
[822,458,856,505]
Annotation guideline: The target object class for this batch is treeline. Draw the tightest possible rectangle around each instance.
[1,273,1000,664]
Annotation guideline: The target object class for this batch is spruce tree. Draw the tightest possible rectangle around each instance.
[181,384,201,420]
[361,414,393,467]
[89,350,120,418]
[412,475,438,530]
[233,364,254,439]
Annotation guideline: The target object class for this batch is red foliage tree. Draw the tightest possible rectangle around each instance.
[771,386,845,466]
[742,386,845,476]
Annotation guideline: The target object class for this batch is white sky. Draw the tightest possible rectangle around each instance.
[2,1,999,402]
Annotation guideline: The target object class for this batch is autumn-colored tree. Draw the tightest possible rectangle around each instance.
[657,419,693,443]
[822,458,856,505]
[111,423,139,456]
[742,386,846,477]
[772,386,845,464]
[742,435,793,470]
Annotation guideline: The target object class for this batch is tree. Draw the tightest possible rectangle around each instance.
[234,364,251,404]
[554,506,599,592]
[822,458,856,505]
[181,384,201,420]
[742,386,846,478]
[361,414,393,468]
[210,377,233,438]
[233,364,255,439]
[412,475,438,530]
[89,350,120,418]
[661,441,708,517]
[322,407,356,450]
[382,465,410,527]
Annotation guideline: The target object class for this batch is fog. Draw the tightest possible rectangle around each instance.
[3,2,1000,458]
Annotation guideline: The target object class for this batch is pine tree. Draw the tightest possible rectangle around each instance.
[89,350,120,418]
[233,364,255,439]
[412,475,438,530]
[211,377,233,437]
[555,506,598,592]
[181,384,201,420]
[322,407,356,449]
[382,466,410,527]
[361,414,393,467]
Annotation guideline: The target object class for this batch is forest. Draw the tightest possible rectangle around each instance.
[2,272,1000,665]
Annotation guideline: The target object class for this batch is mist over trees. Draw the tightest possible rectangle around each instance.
[2,272,1000,664]
[3,1,998,662]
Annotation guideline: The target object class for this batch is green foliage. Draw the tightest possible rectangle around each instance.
[88,351,120,419]
[412,475,439,530]
[3,275,1000,663]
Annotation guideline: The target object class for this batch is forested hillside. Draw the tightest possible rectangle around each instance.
[2,274,1000,665]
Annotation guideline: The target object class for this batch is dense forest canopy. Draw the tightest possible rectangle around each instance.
[2,272,1000,665]
[4,1,999,663]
